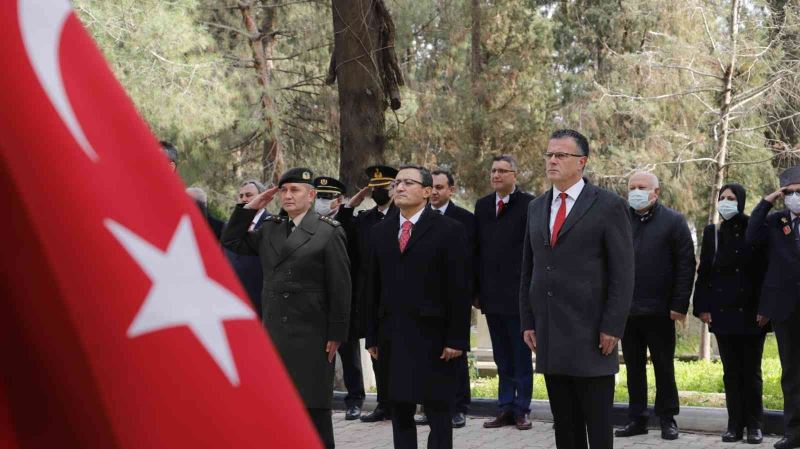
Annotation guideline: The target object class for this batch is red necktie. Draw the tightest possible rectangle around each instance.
[551,192,568,247]
[497,199,505,216]
[399,220,413,252]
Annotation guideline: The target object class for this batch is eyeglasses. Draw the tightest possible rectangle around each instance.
[390,179,425,188]
[543,152,585,160]
[490,168,516,175]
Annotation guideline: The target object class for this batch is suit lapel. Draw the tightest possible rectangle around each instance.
[540,189,554,246]
[277,212,318,265]
[555,183,598,244]
[402,207,435,255]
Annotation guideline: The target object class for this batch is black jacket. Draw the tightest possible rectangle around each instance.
[365,208,470,403]
[628,202,696,316]
[432,201,477,296]
[746,199,800,322]
[519,183,634,376]
[693,213,767,335]
[224,210,269,318]
[475,188,535,315]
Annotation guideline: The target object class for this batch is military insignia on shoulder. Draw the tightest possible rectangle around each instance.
[265,215,285,224]
[319,215,341,227]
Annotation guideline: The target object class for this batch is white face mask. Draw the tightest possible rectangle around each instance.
[314,198,334,216]
[717,199,739,220]
[628,189,653,211]
[785,192,800,214]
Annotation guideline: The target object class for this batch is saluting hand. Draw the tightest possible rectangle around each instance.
[346,186,371,208]
[244,186,279,210]
[440,347,463,361]
[523,330,537,353]
[326,341,341,363]
[765,189,785,204]
[599,332,619,356]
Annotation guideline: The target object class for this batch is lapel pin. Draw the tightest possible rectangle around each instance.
[784,225,792,236]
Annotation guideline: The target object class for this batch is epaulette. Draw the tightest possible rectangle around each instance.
[357,210,367,216]
[264,215,286,224]
[319,215,341,227]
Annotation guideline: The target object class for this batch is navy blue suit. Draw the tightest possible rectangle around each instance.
[475,188,535,417]
[746,199,800,438]
[224,210,269,318]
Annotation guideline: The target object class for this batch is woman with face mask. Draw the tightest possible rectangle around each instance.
[693,183,769,444]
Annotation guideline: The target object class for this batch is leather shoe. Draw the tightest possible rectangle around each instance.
[661,418,679,440]
[345,405,362,421]
[415,413,429,426]
[360,407,387,423]
[515,414,532,430]
[452,412,466,428]
[722,430,743,443]
[483,411,515,428]
[774,436,800,449]
[615,421,648,437]
[746,428,763,445]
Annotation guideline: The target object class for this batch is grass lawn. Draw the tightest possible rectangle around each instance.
[471,335,783,410]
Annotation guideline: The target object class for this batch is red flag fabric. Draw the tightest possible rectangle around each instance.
[0,1,321,448]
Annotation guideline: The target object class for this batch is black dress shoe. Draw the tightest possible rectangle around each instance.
[774,436,800,449]
[615,421,648,437]
[345,405,362,421]
[360,407,387,422]
[746,428,763,444]
[415,413,429,425]
[722,430,743,443]
[452,412,466,428]
[660,418,679,440]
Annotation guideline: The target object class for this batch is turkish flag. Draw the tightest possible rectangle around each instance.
[0,1,321,448]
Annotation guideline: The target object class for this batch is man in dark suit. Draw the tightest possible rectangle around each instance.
[186,186,226,240]
[615,172,695,440]
[746,165,800,449]
[475,155,535,430]
[365,165,470,449]
[519,129,635,449]
[222,168,351,449]
[224,180,270,318]
[415,169,476,429]
[336,165,398,422]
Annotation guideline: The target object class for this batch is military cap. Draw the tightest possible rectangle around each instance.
[365,165,398,188]
[278,167,314,188]
[780,165,800,187]
[314,176,346,196]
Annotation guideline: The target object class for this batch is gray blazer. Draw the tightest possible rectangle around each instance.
[519,182,634,377]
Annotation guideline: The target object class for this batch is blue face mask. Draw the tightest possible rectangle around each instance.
[627,189,652,211]
[717,199,738,220]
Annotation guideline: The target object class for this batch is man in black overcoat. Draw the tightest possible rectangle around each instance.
[474,155,536,430]
[519,129,634,449]
[365,165,470,449]
[336,165,398,422]
[746,165,800,449]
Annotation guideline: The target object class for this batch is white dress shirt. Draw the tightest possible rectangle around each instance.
[249,209,266,231]
[549,178,586,235]
[398,208,424,239]
[495,192,511,215]
[431,201,450,215]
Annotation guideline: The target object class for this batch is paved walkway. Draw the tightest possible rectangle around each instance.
[333,412,780,449]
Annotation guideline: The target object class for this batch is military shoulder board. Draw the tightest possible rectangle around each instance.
[264,216,285,224]
[319,215,341,227]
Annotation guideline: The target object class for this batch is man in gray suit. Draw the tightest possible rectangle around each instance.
[222,167,351,449]
[519,129,634,449]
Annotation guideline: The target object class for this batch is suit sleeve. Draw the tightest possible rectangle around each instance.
[445,223,470,351]
[599,196,635,338]
[746,199,773,250]
[669,214,696,315]
[519,204,535,332]
[692,225,714,316]
[220,205,261,256]
[324,227,351,342]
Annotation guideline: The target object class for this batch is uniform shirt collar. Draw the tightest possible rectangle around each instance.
[291,210,308,228]
[432,201,450,214]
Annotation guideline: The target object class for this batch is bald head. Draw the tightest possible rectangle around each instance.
[627,171,661,212]
[628,172,659,190]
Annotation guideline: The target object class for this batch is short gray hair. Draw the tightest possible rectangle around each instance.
[186,187,207,206]
[240,179,266,193]
[629,171,660,189]
[492,154,518,171]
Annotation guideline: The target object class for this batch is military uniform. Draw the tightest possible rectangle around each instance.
[222,168,351,449]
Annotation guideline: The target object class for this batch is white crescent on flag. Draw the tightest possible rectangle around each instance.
[18,0,98,161]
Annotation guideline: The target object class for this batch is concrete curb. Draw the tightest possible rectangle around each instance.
[332,392,784,435]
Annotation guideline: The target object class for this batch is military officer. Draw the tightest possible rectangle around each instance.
[222,167,351,449]
[314,176,346,219]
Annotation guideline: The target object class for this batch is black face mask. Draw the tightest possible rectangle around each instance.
[372,188,391,206]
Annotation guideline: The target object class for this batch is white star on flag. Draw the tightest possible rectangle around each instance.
[105,215,256,386]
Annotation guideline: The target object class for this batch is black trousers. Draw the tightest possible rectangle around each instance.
[392,401,452,449]
[371,352,391,409]
[453,354,471,414]
[337,337,365,407]
[545,375,615,449]
[774,308,800,438]
[716,333,766,431]
[308,408,334,449]
[621,315,679,420]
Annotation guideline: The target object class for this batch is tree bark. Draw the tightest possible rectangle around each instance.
[469,0,485,160]
[328,0,403,190]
